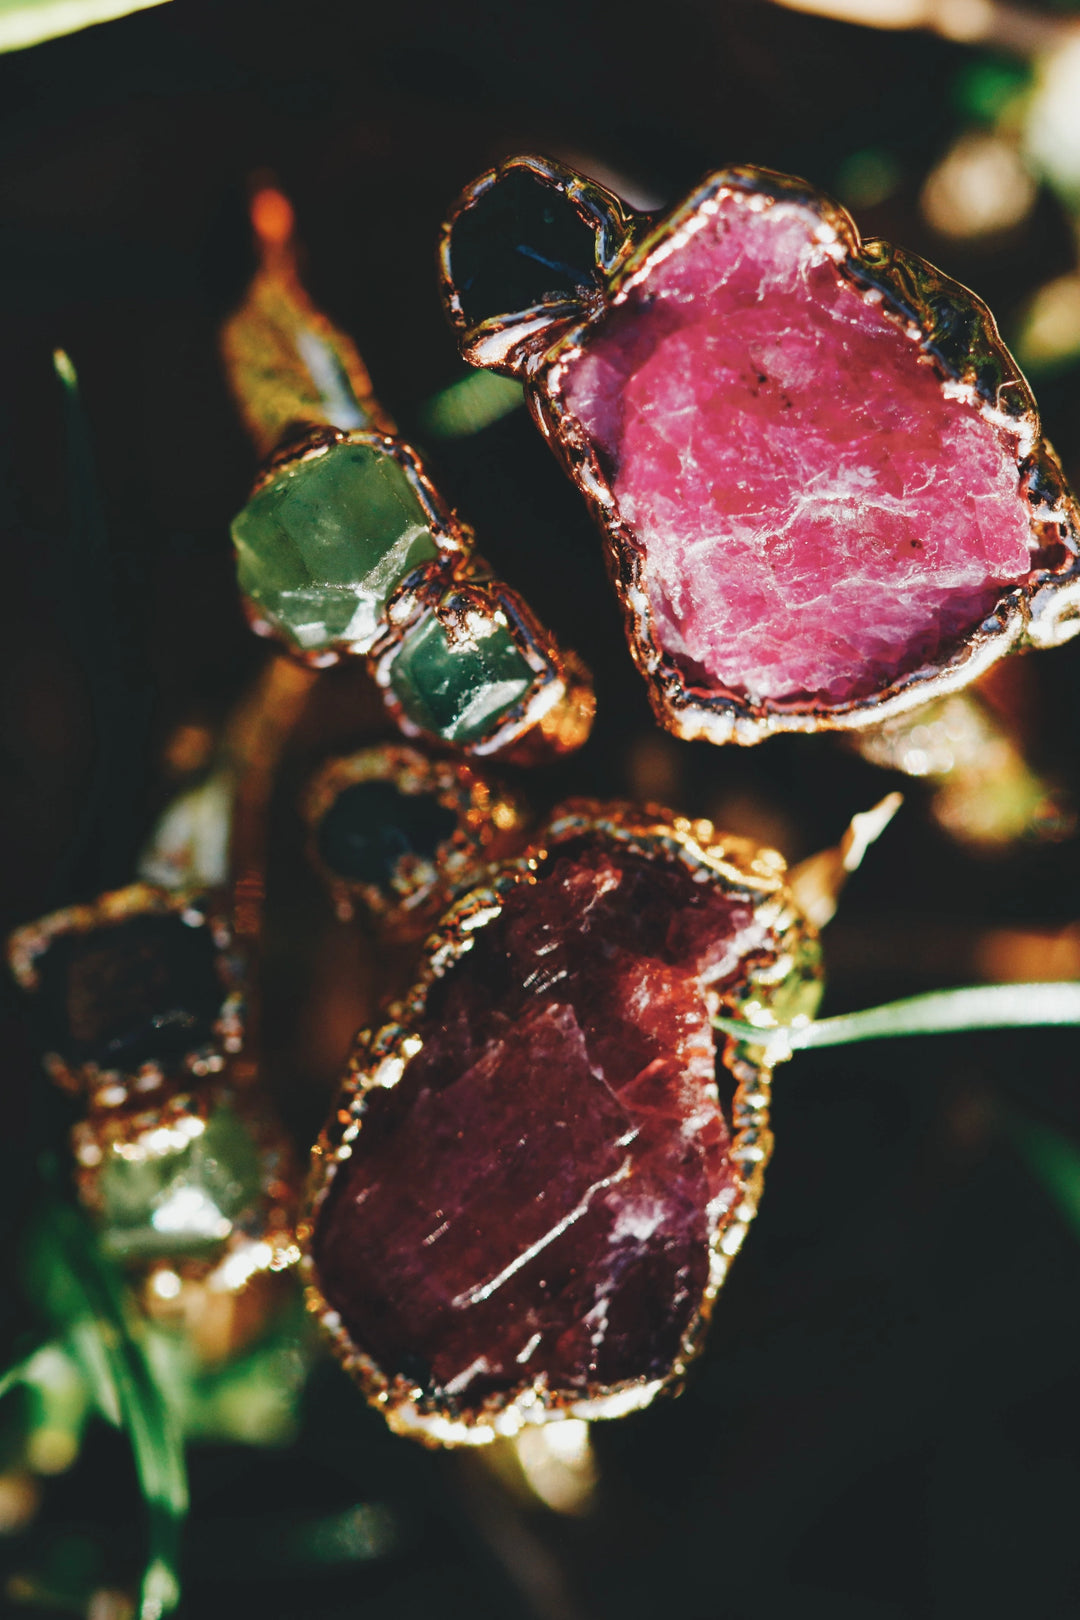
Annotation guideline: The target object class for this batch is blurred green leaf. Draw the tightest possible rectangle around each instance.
[954,56,1031,125]
[144,1298,312,1449]
[5,1342,96,1476]
[0,1355,40,1405]
[835,148,901,209]
[23,1200,187,1619]
[5,1530,109,1614]
[1009,1114,1080,1242]
[188,1502,398,1580]
[416,370,524,439]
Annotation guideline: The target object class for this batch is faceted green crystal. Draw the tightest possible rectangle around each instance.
[98,1103,265,1262]
[231,442,439,655]
[389,605,536,744]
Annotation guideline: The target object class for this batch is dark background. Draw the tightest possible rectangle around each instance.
[3,1,1080,1615]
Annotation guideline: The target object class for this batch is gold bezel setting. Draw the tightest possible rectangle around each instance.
[240,423,595,763]
[7,882,244,1098]
[302,743,527,937]
[8,883,299,1293]
[300,800,822,1445]
[440,156,1080,745]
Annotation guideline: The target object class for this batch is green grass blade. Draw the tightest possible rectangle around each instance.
[714,982,1080,1056]
[29,1200,187,1618]
[48,349,153,902]
[1008,1112,1080,1243]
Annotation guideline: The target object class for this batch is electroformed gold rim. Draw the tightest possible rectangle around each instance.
[301,743,527,937]
[440,155,1080,746]
[300,799,822,1447]
[7,880,300,1290]
[370,570,596,764]
[241,424,595,762]
[6,882,244,1096]
[437,151,639,375]
[241,425,465,667]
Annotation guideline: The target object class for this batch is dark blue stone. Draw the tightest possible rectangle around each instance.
[448,168,601,330]
[316,780,457,891]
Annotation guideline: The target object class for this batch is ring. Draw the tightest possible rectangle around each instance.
[302,743,526,938]
[7,882,298,1356]
[439,155,1080,745]
[302,799,821,1443]
[223,187,595,763]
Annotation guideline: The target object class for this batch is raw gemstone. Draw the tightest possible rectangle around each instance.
[448,168,602,330]
[232,441,439,656]
[312,842,768,1414]
[98,1102,265,1261]
[559,195,1038,704]
[389,602,535,745]
[316,779,458,890]
[34,913,226,1072]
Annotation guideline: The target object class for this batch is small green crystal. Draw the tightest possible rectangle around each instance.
[231,442,439,655]
[98,1103,264,1262]
[389,604,536,744]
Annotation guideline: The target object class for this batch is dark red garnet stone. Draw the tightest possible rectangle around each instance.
[311,840,766,1417]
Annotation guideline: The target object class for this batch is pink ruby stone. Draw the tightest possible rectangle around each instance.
[558,195,1038,705]
[311,841,764,1414]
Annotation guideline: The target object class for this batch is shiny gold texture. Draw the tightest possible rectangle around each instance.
[300,800,823,1446]
[302,743,527,938]
[236,425,595,762]
[440,155,1080,746]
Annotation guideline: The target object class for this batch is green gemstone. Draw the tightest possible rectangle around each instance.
[389,604,536,744]
[98,1103,265,1262]
[231,442,439,655]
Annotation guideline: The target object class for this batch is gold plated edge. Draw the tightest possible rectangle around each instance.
[524,163,1080,743]
[7,882,244,1088]
[226,183,596,763]
[70,1068,301,1293]
[371,571,596,764]
[241,425,467,669]
[299,801,821,1445]
[437,152,639,378]
[301,743,527,935]
[240,424,595,761]
[7,882,300,1287]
